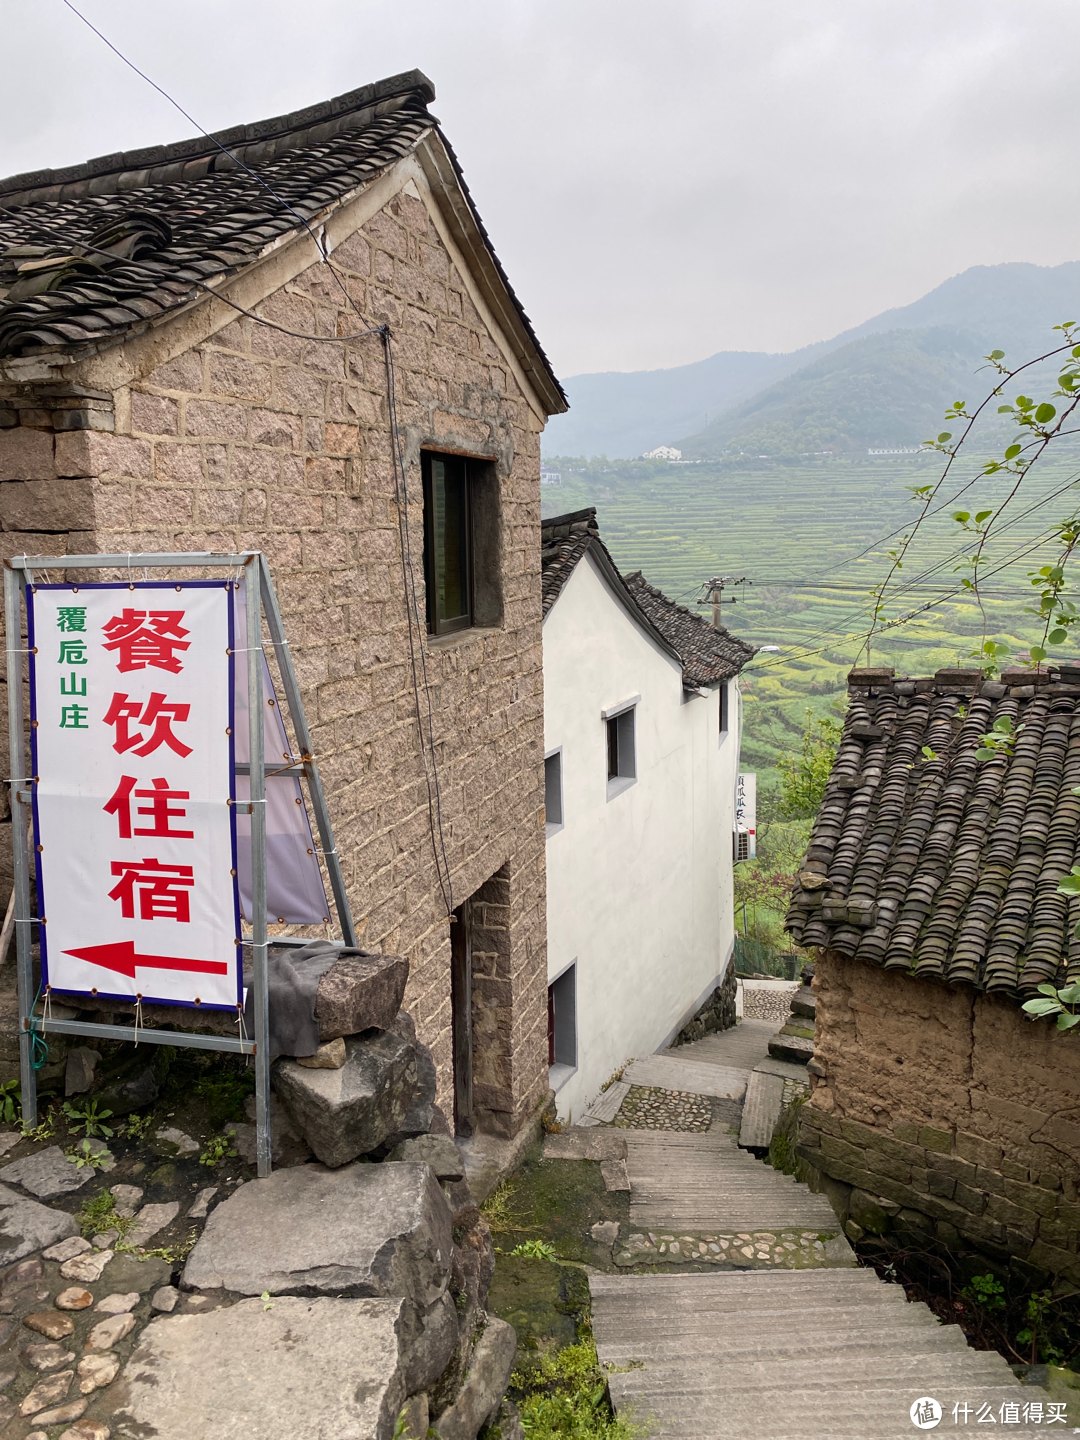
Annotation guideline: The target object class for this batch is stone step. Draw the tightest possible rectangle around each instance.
[768,1032,814,1065]
[597,1322,976,1362]
[621,1054,749,1099]
[789,987,816,1019]
[607,1348,1014,1392]
[582,1079,630,1124]
[594,1302,946,1338]
[738,1071,785,1148]
[590,1268,888,1297]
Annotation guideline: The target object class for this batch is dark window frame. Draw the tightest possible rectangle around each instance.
[422,451,474,636]
[545,749,564,835]
[605,707,636,791]
[548,962,577,1075]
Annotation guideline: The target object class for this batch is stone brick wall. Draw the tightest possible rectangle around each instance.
[798,950,1080,1281]
[0,183,551,1136]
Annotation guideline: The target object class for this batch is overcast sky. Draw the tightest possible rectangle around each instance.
[2,0,1078,377]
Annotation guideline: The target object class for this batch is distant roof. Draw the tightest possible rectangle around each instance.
[540,507,754,687]
[0,69,565,410]
[787,664,1080,1004]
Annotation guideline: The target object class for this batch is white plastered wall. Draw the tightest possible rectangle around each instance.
[543,551,738,1121]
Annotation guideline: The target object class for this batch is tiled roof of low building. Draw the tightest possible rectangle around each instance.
[540,507,753,686]
[0,69,564,408]
[786,664,1080,1003]
[623,571,756,687]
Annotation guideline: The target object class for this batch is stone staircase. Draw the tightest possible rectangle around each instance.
[767,983,816,1066]
[591,1268,1050,1438]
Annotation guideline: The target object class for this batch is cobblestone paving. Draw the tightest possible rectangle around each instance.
[615,1228,832,1268]
[781,1078,809,1106]
[611,1086,712,1132]
[740,987,796,1022]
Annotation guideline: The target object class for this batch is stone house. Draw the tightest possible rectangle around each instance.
[540,507,753,1119]
[0,69,567,1141]
[787,665,1080,1283]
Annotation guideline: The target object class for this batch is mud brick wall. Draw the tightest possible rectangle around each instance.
[0,186,550,1136]
[797,950,1080,1281]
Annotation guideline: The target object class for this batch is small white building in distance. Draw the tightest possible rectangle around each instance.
[643,445,682,460]
[540,508,755,1120]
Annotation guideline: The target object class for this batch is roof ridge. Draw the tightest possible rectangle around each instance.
[0,70,435,205]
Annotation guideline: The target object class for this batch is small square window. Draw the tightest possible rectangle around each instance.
[548,963,577,1080]
[545,751,563,834]
[606,707,636,795]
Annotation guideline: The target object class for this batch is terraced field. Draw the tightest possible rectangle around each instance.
[542,452,1080,786]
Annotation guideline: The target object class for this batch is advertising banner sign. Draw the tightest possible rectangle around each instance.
[28,581,240,1011]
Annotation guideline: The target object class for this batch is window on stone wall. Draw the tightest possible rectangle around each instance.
[421,451,502,636]
[605,705,636,798]
[545,749,563,835]
[548,962,577,1086]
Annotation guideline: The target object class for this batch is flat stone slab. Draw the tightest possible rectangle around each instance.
[108,1296,406,1440]
[543,1128,628,1162]
[316,953,409,1041]
[582,1081,631,1124]
[753,1056,811,1082]
[622,1055,748,1100]
[0,1147,99,1198]
[768,1033,814,1065]
[600,1158,631,1193]
[738,1071,785,1149]
[0,1181,77,1262]
[183,1162,451,1308]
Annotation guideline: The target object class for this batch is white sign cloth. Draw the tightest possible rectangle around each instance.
[29,582,241,1011]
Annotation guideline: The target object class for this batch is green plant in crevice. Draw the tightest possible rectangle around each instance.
[962,1273,1006,1313]
[975,714,1023,763]
[63,1099,114,1139]
[66,1138,110,1171]
[199,1133,237,1168]
[0,1080,20,1125]
[513,1335,642,1439]
[120,1112,153,1140]
[510,1240,558,1262]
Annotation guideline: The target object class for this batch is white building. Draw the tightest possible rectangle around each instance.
[540,509,755,1120]
[643,445,682,460]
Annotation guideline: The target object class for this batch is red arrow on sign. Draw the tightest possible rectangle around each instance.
[62,942,229,980]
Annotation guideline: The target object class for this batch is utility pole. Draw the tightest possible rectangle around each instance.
[696,575,750,628]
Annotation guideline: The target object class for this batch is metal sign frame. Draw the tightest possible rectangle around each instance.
[4,551,354,1178]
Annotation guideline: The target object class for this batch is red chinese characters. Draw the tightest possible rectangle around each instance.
[108,859,195,922]
[104,777,194,840]
[102,610,190,674]
[103,693,192,758]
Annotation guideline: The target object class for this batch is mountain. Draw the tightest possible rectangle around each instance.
[543,262,1080,460]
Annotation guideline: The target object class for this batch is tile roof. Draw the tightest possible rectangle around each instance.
[0,69,564,409]
[623,571,756,687]
[786,664,1080,1004]
[540,507,753,687]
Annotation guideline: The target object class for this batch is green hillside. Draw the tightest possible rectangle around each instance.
[541,451,1080,791]
[678,326,992,458]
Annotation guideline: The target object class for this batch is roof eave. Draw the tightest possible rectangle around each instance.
[415,130,566,419]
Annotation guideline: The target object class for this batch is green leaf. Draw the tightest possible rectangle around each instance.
[1035,402,1057,424]
[1037,983,1063,997]
[1031,646,1047,662]
[1049,629,1068,645]
[975,510,993,523]
[997,405,1015,414]
[993,716,1014,734]
[937,432,952,444]
[1058,876,1080,896]
[953,511,970,524]
[1004,443,1022,460]
[1057,1012,1080,1030]
[974,747,995,762]
[1023,998,1063,1015]
[1059,982,1080,1005]
[990,350,1005,361]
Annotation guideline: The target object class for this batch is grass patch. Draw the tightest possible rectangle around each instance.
[77,1189,136,1241]
[512,1332,644,1439]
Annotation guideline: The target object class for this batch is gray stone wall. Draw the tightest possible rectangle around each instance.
[798,949,1080,1281]
[0,185,550,1136]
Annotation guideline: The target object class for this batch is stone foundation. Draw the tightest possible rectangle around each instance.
[798,950,1080,1282]
[671,961,737,1047]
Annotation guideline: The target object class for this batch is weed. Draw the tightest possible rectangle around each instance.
[63,1099,114,1140]
[66,1139,110,1171]
[963,1273,1006,1312]
[598,1068,625,1094]
[199,1134,237,1168]
[261,1290,274,1312]
[77,1190,136,1241]
[22,1108,57,1142]
[513,1335,643,1438]
[120,1113,153,1140]
[0,1080,20,1125]
[454,1290,469,1313]
[482,1178,536,1235]
[511,1241,559,1262]
[134,1228,198,1265]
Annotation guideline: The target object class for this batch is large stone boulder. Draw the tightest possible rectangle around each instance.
[108,1296,407,1440]
[0,1182,78,1263]
[182,1161,452,1310]
[273,1012,433,1167]
[316,953,409,1041]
